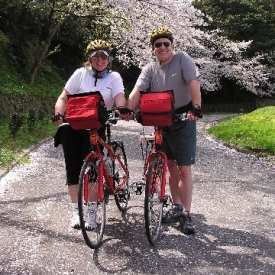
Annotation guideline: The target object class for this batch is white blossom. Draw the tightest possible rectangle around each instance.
[62,0,275,95]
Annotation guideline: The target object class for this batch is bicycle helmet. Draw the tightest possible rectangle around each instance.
[86,39,111,55]
[150,27,174,45]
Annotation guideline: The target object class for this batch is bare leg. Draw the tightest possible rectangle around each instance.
[88,182,98,202]
[177,165,193,212]
[68,184,78,203]
[167,160,181,204]
[167,160,193,212]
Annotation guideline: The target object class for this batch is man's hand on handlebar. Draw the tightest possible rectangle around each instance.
[187,105,203,121]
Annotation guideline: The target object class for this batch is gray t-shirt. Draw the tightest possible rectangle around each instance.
[135,52,198,108]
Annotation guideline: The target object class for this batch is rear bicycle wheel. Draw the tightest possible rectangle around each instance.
[111,141,130,212]
[78,158,106,249]
[144,157,164,246]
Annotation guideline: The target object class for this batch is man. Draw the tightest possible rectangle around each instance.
[127,27,202,234]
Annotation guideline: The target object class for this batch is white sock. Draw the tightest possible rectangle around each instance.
[72,202,78,211]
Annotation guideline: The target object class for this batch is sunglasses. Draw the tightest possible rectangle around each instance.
[154,42,171,48]
[91,54,109,60]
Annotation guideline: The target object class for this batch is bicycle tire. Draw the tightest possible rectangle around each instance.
[78,158,106,249]
[144,157,164,246]
[111,141,130,212]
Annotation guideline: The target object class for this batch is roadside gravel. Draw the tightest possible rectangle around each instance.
[0,114,274,275]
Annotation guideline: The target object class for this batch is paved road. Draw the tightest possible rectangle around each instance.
[0,115,275,275]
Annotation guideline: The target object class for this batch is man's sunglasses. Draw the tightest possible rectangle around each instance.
[154,42,171,48]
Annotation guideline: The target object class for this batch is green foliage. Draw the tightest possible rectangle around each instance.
[0,116,56,168]
[0,49,63,97]
[193,0,275,55]
[0,27,61,168]
[0,0,114,83]
[0,31,9,54]
[208,106,275,156]
[9,113,24,138]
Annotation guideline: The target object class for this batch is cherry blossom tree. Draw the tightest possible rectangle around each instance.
[95,0,274,96]
[13,0,275,95]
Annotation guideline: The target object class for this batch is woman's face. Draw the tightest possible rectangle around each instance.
[89,50,109,71]
[152,38,174,63]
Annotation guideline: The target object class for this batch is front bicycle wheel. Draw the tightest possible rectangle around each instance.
[144,157,164,246]
[111,141,130,212]
[78,158,106,249]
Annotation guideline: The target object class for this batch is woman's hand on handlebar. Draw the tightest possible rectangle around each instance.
[115,107,135,121]
[51,112,65,125]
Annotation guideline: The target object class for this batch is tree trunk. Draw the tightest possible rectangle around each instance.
[27,17,69,85]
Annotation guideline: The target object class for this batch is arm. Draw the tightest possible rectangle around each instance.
[54,89,68,124]
[188,79,202,119]
[114,92,127,108]
[115,85,142,120]
[189,79,201,107]
[127,86,142,110]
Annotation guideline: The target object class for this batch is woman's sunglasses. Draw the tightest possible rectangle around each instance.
[154,42,171,48]
[91,54,109,60]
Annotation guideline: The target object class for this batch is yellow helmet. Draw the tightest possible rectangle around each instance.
[150,27,174,45]
[86,40,111,55]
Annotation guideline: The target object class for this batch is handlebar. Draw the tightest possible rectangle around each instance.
[52,110,128,128]
[175,112,188,122]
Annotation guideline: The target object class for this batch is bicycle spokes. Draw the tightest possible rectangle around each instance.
[112,141,130,212]
[78,159,106,249]
[144,158,164,246]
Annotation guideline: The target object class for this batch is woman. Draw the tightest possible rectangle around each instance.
[54,40,127,229]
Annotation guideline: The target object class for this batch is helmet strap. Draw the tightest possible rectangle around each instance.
[87,66,110,86]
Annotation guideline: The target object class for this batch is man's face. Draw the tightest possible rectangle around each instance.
[152,38,174,62]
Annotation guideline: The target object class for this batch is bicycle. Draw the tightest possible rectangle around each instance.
[133,113,190,246]
[76,111,130,249]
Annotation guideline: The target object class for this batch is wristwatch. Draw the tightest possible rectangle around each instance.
[193,104,201,110]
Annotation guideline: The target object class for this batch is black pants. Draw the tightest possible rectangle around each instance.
[54,125,106,185]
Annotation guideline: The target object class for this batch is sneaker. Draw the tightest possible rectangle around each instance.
[181,211,195,235]
[85,203,97,230]
[162,204,183,223]
[70,208,80,229]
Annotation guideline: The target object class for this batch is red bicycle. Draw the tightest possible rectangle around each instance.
[77,112,130,249]
[133,113,188,246]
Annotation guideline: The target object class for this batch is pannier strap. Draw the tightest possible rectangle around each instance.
[175,101,192,114]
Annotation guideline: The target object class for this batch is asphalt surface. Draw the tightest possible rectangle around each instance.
[0,115,275,275]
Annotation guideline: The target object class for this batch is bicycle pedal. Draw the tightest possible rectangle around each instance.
[162,195,172,208]
[132,180,145,195]
[115,189,130,202]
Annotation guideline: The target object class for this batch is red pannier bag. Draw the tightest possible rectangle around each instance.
[66,91,108,130]
[138,90,175,126]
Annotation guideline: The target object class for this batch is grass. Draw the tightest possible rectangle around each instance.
[0,50,63,170]
[207,106,275,159]
[0,115,57,170]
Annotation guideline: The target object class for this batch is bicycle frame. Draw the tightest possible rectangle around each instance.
[142,127,168,202]
[84,128,129,202]
[136,112,193,245]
